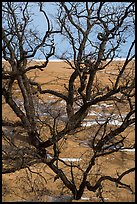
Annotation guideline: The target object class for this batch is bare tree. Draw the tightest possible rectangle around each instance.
[2,2,135,202]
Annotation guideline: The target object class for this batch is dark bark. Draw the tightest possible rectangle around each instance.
[66,70,79,118]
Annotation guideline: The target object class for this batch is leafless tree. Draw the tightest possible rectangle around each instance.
[2,2,135,202]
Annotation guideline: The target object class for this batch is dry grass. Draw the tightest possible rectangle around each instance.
[2,60,135,202]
